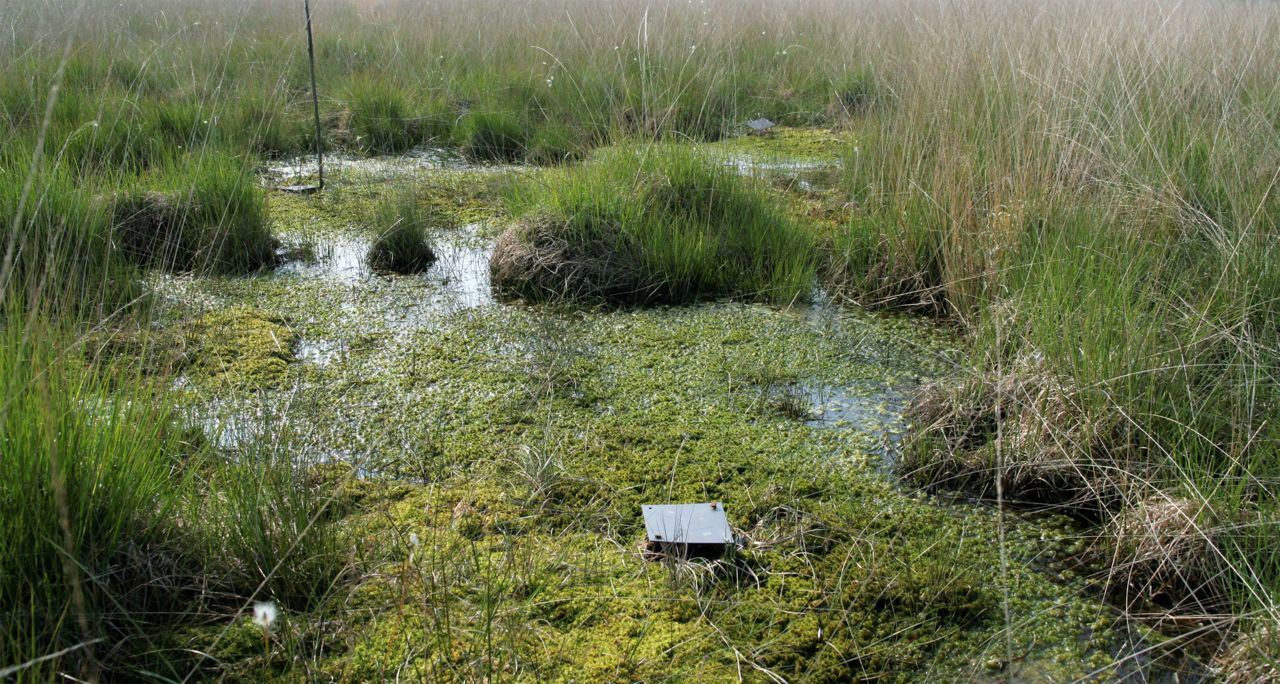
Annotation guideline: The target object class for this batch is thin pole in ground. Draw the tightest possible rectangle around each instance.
[304,0,324,191]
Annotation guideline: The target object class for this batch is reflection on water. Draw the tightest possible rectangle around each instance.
[426,227,495,312]
[277,237,369,281]
[264,148,513,184]
[275,224,493,315]
[278,224,495,362]
[724,155,840,192]
[296,338,342,366]
[724,155,836,175]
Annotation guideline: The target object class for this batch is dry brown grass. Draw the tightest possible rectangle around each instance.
[1217,620,1280,683]
[1105,496,1229,616]
[489,216,649,304]
[902,353,1132,514]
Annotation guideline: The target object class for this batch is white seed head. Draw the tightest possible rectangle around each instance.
[252,601,278,630]
[408,532,420,548]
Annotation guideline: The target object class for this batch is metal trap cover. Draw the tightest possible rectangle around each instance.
[641,502,734,545]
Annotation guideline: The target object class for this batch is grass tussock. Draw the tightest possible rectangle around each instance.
[1216,622,1280,683]
[0,152,136,314]
[493,145,816,305]
[367,190,438,274]
[460,111,529,163]
[1106,497,1230,614]
[0,321,193,677]
[345,80,446,154]
[110,153,275,274]
[902,354,1131,515]
[819,0,1280,640]
[0,0,879,167]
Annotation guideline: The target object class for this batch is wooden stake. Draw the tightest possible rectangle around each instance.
[304,0,324,191]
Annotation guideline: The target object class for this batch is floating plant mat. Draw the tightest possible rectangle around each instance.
[147,158,1199,680]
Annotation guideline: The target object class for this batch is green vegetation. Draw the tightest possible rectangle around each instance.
[172,306,298,388]
[367,191,438,274]
[111,152,275,274]
[817,7,1280,625]
[0,321,191,676]
[346,80,445,154]
[0,320,346,679]
[2,0,1279,679]
[0,154,134,313]
[712,126,852,161]
[526,121,586,165]
[148,276,1126,681]
[460,111,528,163]
[0,0,864,169]
[494,146,816,305]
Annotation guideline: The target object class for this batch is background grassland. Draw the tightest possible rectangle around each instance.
[1,0,1279,680]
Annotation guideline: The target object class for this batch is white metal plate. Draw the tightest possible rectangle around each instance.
[641,503,733,545]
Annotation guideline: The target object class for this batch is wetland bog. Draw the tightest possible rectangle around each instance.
[3,1,1279,681]
[123,147,1187,681]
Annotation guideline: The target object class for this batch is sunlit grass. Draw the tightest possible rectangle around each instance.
[1,0,1278,679]
[496,144,817,304]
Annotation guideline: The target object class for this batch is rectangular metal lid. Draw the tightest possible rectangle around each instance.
[642,503,733,545]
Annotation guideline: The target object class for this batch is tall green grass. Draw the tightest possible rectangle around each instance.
[459,111,529,162]
[0,321,352,679]
[819,0,1280,626]
[0,153,136,314]
[182,410,352,611]
[346,80,447,154]
[2,0,1280,674]
[3,148,271,314]
[367,189,438,274]
[0,320,191,677]
[0,0,873,166]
